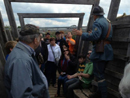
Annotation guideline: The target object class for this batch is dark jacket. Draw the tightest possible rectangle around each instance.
[82,16,113,61]
[35,41,48,64]
[58,55,77,75]
[56,38,69,52]
[4,42,50,98]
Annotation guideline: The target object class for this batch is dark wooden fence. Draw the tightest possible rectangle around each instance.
[0,11,14,98]
[104,15,130,98]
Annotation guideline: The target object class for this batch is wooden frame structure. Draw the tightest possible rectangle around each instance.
[17,13,85,29]
[2,1,124,98]
[18,13,85,56]
[4,0,120,55]
[4,0,99,38]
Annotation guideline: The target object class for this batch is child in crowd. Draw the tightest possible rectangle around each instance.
[5,41,17,60]
[65,51,93,98]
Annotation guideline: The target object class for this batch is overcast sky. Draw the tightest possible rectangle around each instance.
[0,0,130,27]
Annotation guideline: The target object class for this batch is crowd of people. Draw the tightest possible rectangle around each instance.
[3,5,129,98]
[4,24,94,98]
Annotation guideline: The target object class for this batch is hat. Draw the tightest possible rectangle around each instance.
[55,31,60,35]
[20,24,40,36]
[46,32,50,35]
[92,6,105,16]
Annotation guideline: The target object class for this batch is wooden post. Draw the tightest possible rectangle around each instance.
[0,44,6,98]
[0,11,9,54]
[107,0,121,21]
[77,16,84,56]
[18,15,25,29]
[0,44,5,66]
[0,12,8,42]
[0,59,7,98]
[81,0,100,55]
[4,0,19,39]
[6,30,13,41]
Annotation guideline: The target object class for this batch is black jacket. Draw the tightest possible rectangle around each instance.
[35,41,48,64]
[58,55,77,75]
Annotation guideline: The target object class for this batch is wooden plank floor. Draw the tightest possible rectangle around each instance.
[49,85,65,98]
[48,71,65,98]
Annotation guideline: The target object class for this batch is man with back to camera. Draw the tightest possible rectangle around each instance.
[73,6,113,98]
[4,24,50,98]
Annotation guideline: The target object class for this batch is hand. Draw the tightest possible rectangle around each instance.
[72,28,82,36]
[65,54,70,60]
[66,38,69,42]
[77,73,82,76]
[88,30,92,34]
[78,76,82,80]
[60,72,64,75]
[67,75,72,79]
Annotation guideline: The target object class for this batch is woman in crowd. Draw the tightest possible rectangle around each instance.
[45,37,61,87]
[5,41,17,60]
[55,45,77,97]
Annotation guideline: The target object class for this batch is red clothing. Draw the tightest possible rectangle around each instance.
[60,58,68,72]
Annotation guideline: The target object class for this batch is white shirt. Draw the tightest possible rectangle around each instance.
[47,44,61,62]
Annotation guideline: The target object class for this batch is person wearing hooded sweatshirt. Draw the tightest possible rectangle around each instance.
[119,63,130,98]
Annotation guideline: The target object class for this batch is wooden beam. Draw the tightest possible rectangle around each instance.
[77,16,84,56]
[0,12,8,43]
[4,0,19,39]
[9,0,96,5]
[0,11,9,55]
[105,68,123,79]
[0,44,5,66]
[127,25,130,59]
[112,37,130,42]
[18,13,85,28]
[0,59,7,98]
[112,20,130,25]
[107,0,121,21]
[108,88,121,98]
[17,13,85,18]
[18,15,25,29]
[6,30,13,41]
[114,53,129,61]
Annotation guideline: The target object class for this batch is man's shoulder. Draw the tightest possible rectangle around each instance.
[8,47,31,62]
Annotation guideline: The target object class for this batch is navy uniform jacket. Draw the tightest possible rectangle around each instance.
[82,16,113,61]
[4,42,50,98]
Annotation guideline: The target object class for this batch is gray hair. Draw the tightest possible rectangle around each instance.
[19,34,40,44]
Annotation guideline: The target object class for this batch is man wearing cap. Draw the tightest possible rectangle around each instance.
[44,32,50,45]
[4,24,50,98]
[55,31,61,45]
[73,6,113,98]
[55,31,69,52]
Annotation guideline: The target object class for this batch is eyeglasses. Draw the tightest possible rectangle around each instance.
[63,50,69,52]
